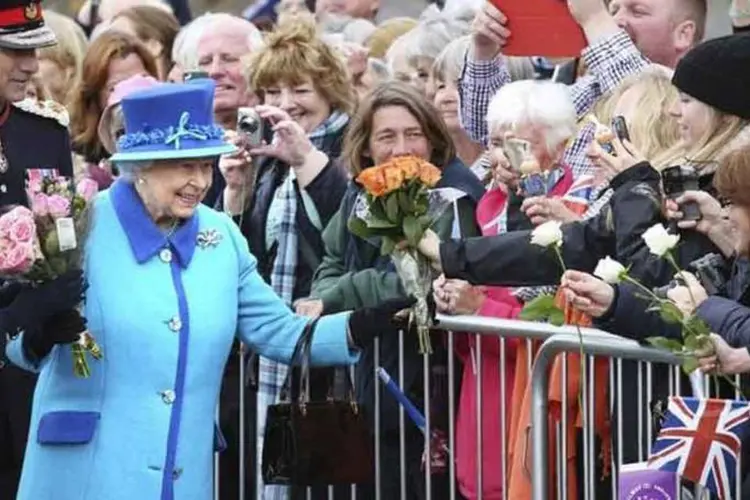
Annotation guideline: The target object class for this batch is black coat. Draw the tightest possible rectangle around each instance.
[440,162,723,464]
[324,157,485,433]
[0,103,73,498]
[441,162,719,288]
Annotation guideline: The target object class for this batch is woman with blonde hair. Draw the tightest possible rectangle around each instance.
[222,20,356,499]
[430,36,485,176]
[37,10,88,105]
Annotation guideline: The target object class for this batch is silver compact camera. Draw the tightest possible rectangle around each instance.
[236,107,264,148]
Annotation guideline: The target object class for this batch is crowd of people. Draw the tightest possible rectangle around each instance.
[1,0,750,498]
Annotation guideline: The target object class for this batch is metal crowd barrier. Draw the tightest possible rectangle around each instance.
[214,314,746,500]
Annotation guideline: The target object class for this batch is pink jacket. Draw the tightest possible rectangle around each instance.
[454,166,579,499]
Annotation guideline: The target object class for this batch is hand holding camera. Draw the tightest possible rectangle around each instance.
[246,105,316,168]
[653,253,727,309]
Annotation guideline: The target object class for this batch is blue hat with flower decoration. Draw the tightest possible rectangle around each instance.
[109,80,237,162]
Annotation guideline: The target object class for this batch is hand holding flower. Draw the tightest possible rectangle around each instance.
[698,334,750,375]
[560,270,616,318]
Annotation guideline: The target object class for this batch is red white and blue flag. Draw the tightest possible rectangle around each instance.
[647,397,750,499]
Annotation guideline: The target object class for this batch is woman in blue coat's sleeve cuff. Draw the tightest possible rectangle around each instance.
[5,331,43,373]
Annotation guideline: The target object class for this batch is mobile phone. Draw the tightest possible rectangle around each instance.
[183,71,209,82]
[661,165,702,221]
[612,116,630,142]
[237,107,264,148]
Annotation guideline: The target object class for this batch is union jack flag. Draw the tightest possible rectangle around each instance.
[647,397,750,499]
[561,174,595,215]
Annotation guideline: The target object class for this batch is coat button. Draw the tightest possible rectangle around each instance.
[0,359,5,369]
[0,185,6,193]
[160,390,176,405]
[159,248,172,263]
[167,316,182,332]
[173,467,183,480]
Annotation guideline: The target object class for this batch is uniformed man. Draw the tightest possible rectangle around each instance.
[0,1,82,497]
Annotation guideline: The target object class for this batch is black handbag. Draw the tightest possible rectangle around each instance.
[261,320,374,487]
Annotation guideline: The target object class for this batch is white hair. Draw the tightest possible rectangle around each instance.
[116,161,153,182]
[368,58,390,80]
[318,13,377,46]
[175,13,263,71]
[486,80,577,153]
[432,36,472,83]
[171,15,214,71]
[440,0,483,24]
[386,14,469,70]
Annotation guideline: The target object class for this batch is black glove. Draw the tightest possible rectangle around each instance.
[0,281,22,308]
[348,297,417,349]
[0,270,85,335]
[23,309,87,363]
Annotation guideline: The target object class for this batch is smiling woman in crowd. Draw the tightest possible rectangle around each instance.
[307,80,484,499]
[69,31,159,187]
[6,81,409,500]
[218,20,356,499]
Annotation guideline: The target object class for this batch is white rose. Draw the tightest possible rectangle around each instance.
[530,220,563,248]
[593,256,626,284]
[641,223,680,257]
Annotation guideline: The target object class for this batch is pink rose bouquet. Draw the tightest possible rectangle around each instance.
[0,171,101,377]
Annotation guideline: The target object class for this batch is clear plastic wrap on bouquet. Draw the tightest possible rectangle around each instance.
[391,248,434,353]
[0,172,100,377]
[353,187,466,353]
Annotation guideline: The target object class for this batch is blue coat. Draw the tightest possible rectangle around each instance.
[5,180,358,500]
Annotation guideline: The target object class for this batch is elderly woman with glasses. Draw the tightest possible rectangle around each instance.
[6,81,410,500]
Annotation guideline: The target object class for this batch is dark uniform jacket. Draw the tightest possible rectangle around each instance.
[0,101,73,498]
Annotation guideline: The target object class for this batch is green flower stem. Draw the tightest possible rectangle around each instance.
[621,274,663,304]
[665,251,698,309]
[721,374,747,401]
[552,244,586,413]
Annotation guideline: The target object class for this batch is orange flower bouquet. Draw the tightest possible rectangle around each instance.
[348,156,446,353]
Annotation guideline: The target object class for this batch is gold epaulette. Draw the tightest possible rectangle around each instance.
[13,98,70,128]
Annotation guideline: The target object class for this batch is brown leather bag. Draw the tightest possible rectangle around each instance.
[261,320,374,487]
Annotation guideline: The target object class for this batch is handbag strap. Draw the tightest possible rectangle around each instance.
[327,367,357,406]
[279,319,318,403]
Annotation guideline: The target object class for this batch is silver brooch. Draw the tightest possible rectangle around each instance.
[197,229,223,249]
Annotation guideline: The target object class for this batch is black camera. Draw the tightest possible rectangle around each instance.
[237,107,264,148]
[653,253,728,299]
[661,165,701,221]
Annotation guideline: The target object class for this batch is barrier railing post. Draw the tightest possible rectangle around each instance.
[529,333,683,500]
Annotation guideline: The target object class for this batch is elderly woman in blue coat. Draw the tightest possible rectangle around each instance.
[5,81,411,500]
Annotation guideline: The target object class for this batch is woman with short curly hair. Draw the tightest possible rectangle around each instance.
[224,21,356,498]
